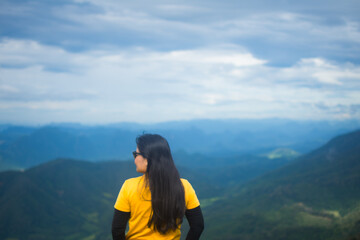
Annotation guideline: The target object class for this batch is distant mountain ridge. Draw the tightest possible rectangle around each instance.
[1,119,359,170]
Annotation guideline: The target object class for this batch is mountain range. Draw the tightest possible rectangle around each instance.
[1,118,360,170]
[0,127,359,239]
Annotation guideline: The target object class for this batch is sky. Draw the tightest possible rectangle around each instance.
[1,0,360,124]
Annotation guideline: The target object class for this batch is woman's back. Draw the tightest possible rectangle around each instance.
[112,134,204,240]
[114,175,200,240]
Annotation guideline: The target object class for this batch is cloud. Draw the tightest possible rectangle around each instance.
[2,0,359,66]
[314,103,360,119]
[276,58,360,87]
[0,38,80,71]
[1,0,360,124]
[218,12,360,43]
[1,38,360,124]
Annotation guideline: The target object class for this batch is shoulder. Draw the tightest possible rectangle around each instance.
[181,178,200,209]
[180,178,189,185]
[125,175,143,183]
[123,176,143,188]
[180,178,194,190]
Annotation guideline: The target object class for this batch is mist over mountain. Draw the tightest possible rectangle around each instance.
[1,119,359,170]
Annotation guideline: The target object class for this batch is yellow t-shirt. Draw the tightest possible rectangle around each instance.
[114,175,200,240]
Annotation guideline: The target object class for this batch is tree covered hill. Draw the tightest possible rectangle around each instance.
[0,158,220,240]
[0,159,135,240]
[204,129,360,240]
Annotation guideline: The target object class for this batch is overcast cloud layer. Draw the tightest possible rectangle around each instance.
[1,0,360,124]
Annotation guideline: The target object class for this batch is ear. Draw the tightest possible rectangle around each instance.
[145,159,148,172]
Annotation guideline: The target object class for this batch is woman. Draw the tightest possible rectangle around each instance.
[112,134,204,240]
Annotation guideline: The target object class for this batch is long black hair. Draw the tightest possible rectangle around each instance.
[136,133,185,234]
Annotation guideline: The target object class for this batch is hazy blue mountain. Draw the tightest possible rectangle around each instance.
[203,129,360,240]
[1,119,359,170]
[173,150,297,188]
[0,126,138,168]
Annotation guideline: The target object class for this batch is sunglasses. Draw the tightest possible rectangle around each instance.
[132,151,143,158]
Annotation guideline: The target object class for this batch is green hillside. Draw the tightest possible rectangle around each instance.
[203,130,360,240]
[0,159,136,240]
[0,158,219,240]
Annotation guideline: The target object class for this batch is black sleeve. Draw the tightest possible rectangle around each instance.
[112,208,130,240]
[185,206,204,240]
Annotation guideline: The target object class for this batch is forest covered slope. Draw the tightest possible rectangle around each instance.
[204,130,360,240]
